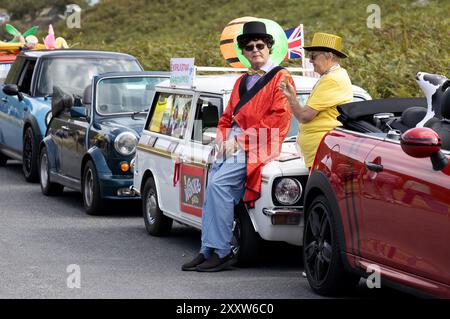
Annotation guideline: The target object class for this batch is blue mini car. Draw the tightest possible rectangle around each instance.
[39,71,168,214]
[0,50,142,182]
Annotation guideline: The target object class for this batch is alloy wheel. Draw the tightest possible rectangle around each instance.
[304,202,333,284]
[40,152,49,189]
[145,190,157,225]
[84,169,94,207]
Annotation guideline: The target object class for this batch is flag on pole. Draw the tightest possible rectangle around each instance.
[284,24,304,60]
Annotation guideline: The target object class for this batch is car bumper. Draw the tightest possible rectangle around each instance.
[98,174,140,199]
[262,206,304,225]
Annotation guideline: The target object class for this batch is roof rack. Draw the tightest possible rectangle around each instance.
[196,66,315,74]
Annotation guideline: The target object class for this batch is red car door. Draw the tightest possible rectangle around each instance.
[361,140,449,285]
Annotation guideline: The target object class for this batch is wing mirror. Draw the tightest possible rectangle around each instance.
[3,84,24,102]
[51,86,73,118]
[400,127,448,171]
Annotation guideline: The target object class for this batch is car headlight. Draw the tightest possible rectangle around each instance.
[274,178,302,205]
[114,132,138,156]
[45,112,52,126]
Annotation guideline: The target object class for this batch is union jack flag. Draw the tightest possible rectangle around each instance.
[284,24,304,60]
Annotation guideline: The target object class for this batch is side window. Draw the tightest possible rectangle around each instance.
[192,95,222,144]
[17,60,36,95]
[4,58,23,85]
[147,92,192,139]
[0,63,12,84]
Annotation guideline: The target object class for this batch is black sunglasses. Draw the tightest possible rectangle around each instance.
[244,43,266,52]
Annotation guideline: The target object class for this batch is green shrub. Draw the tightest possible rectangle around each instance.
[7,0,450,98]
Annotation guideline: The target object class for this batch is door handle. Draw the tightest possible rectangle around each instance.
[23,106,28,112]
[366,162,384,172]
[61,126,70,131]
[1,97,7,103]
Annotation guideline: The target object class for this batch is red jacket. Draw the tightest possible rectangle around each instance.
[217,69,294,205]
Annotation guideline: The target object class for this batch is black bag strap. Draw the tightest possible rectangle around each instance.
[233,66,284,116]
[238,74,249,98]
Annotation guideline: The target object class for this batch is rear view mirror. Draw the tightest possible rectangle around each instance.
[70,106,87,118]
[401,127,448,170]
[52,86,73,117]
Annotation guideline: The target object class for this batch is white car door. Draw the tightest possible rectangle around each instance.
[176,94,223,227]
[142,91,194,219]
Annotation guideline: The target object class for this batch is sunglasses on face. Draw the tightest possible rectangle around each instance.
[308,52,324,60]
[243,43,267,52]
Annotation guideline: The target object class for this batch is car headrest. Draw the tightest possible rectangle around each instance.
[401,107,426,127]
[83,84,92,105]
[202,102,219,127]
[441,85,450,119]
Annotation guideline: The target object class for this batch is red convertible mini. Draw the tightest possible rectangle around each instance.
[303,73,450,298]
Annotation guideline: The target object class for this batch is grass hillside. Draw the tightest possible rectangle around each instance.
[12,0,450,98]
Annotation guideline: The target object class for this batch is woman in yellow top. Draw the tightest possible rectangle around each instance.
[279,32,353,168]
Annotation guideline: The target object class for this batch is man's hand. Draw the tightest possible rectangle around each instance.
[224,138,239,158]
[216,138,239,160]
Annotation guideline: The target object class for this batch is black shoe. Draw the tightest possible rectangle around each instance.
[195,252,236,272]
[181,254,206,271]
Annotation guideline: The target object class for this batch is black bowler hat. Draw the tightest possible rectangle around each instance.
[237,21,273,43]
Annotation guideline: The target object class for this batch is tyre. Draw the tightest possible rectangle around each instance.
[303,195,360,296]
[82,160,104,215]
[0,152,8,166]
[39,147,64,196]
[142,177,173,236]
[232,204,261,266]
[22,126,39,182]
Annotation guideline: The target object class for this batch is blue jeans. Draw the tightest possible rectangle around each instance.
[200,127,246,259]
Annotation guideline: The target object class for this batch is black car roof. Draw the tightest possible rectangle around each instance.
[338,98,427,122]
[18,49,137,60]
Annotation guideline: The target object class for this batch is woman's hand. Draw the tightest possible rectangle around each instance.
[278,74,297,105]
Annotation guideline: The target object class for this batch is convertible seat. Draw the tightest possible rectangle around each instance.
[338,98,426,133]
[390,107,427,132]
[426,87,450,150]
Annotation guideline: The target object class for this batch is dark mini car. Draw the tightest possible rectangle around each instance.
[39,71,168,214]
[0,50,142,182]
[302,73,450,298]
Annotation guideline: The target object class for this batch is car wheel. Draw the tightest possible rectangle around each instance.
[0,152,8,166]
[142,177,173,236]
[82,160,104,215]
[232,205,261,266]
[22,127,39,182]
[39,147,64,196]
[303,195,360,296]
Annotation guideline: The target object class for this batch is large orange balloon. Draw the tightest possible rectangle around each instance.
[220,16,257,68]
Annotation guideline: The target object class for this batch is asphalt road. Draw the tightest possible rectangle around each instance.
[0,161,410,299]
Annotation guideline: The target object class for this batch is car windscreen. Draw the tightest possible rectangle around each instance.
[36,58,141,97]
[0,62,12,84]
[96,76,167,115]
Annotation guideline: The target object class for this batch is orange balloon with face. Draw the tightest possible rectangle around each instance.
[220,16,257,68]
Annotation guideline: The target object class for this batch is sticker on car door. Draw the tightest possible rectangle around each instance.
[179,163,206,217]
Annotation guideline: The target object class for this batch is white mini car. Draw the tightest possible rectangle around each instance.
[132,72,371,264]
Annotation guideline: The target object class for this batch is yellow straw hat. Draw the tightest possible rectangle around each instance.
[304,32,348,58]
